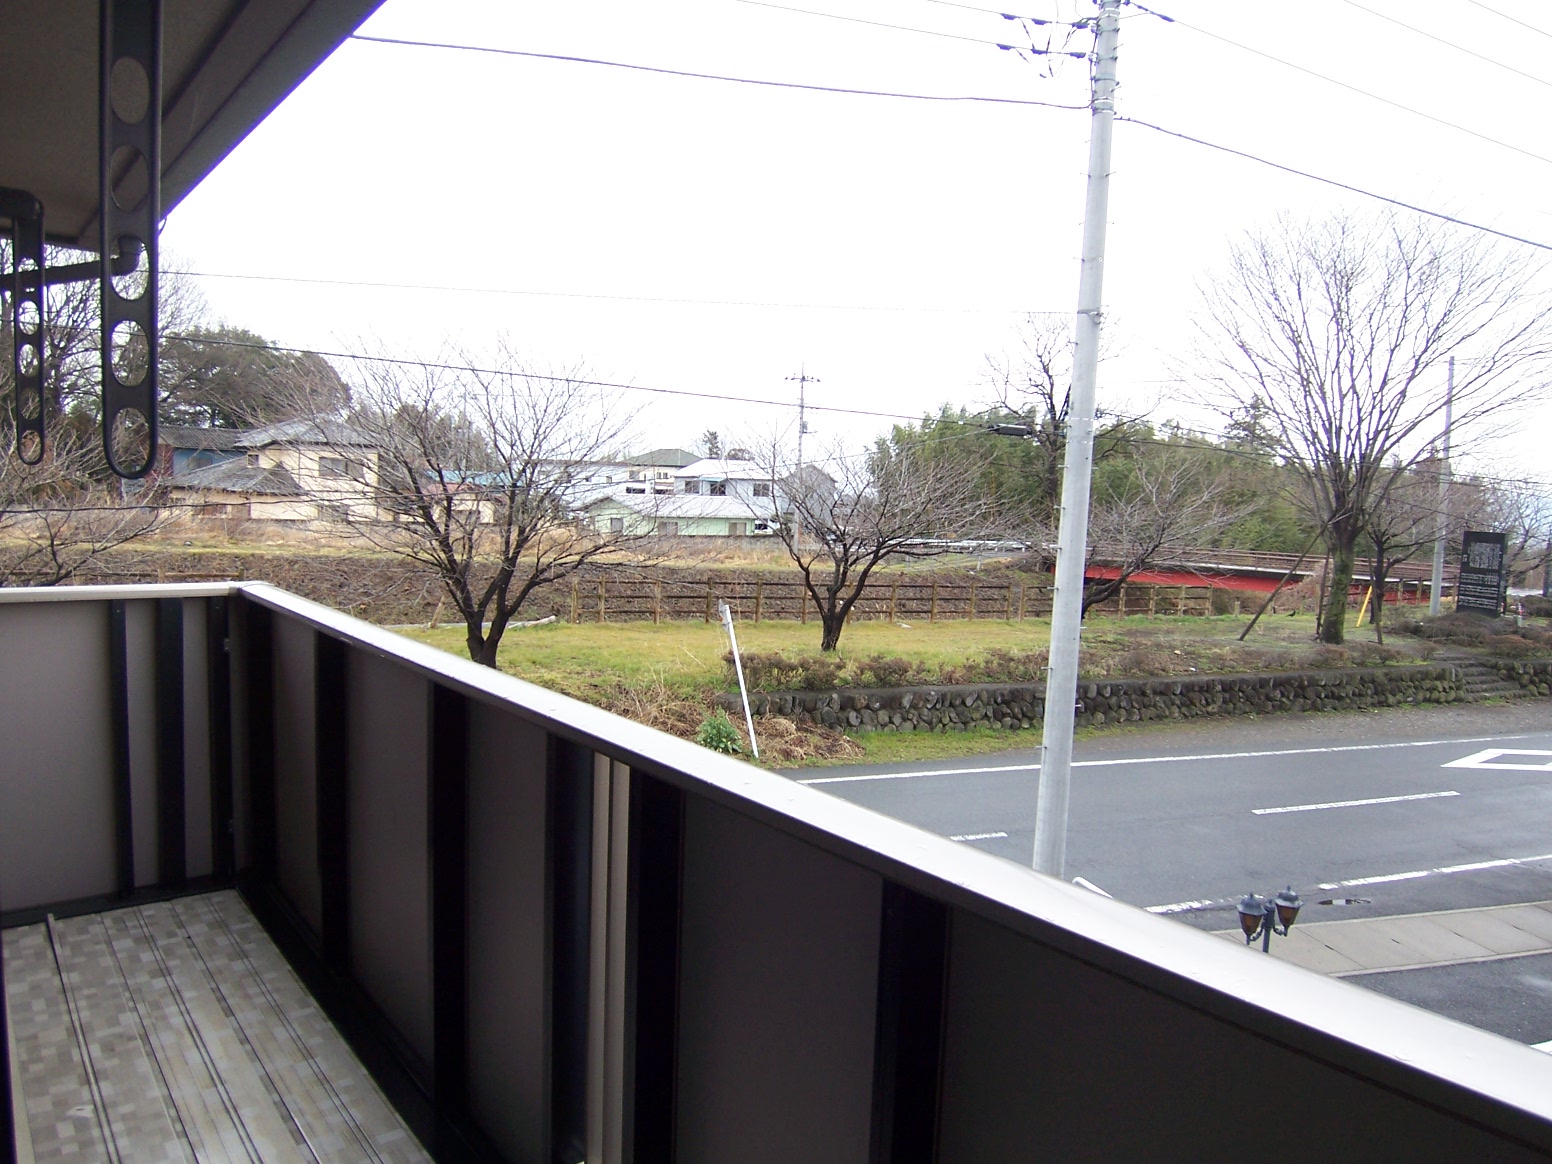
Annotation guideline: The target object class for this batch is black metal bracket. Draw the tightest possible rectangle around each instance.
[100,0,161,478]
[1,187,47,463]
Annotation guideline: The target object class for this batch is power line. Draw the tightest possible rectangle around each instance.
[918,0,1079,25]
[730,0,1087,53]
[1170,16,1552,169]
[1118,117,1552,255]
[1340,0,1552,91]
[348,34,1089,108]
[1461,0,1552,42]
[167,267,1065,315]
[164,334,931,422]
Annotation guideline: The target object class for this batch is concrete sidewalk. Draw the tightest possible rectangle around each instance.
[1213,900,1552,976]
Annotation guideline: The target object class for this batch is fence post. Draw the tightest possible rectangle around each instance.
[1120,583,1128,616]
[598,578,607,623]
[653,582,662,625]
[570,580,579,624]
[755,579,764,623]
[801,582,808,623]
[1005,583,1013,620]
[969,578,977,620]
[930,579,938,623]
[1017,583,1026,621]
[1149,586,1157,616]
[888,579,899,623]
[1179,585,1187,615]
[705,587,714,623]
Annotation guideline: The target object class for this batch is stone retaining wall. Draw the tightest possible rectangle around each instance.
[718,663,1467,733]
[1495,659,1552,695]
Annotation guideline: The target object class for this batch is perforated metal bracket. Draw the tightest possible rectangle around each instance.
[1,187,47,464]
[100,0,161,479]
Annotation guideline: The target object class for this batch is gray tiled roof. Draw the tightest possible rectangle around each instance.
[167,459,305,496]
[159,425,246,451]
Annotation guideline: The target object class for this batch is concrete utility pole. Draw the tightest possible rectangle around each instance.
[787,367,817,542]
[1428,356,1454,617]
[1033,0,1121,878]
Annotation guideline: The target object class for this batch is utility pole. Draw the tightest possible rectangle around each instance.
[787,367,818,542]
[1033,0,1120,879]
[1428,356,1454,617]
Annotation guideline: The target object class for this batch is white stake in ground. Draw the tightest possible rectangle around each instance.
[1034,0,1121,878]
[719,602,759,759]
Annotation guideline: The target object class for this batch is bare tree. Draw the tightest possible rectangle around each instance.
[285,340,643,666]
[1079,445,1244,614]
[760,436,993,651]
[1198,212,1552,643]
[0,424,163,585]
[1361,467,1443,642]
[984,314,1144,526]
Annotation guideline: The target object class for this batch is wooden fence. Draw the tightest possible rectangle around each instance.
[564,576,1223,624]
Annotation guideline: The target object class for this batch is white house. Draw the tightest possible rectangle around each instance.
[585,456,783,536]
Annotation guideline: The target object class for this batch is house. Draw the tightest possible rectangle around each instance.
[163,419,380,522]
[585,455,782,536]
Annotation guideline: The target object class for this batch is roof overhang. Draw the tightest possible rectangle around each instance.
[0,0,383,249]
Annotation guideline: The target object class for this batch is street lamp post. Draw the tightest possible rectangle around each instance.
[1236,887,1303,953]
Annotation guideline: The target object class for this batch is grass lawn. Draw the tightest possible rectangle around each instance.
[399,610,1417,702]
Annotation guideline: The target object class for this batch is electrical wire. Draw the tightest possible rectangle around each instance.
[730,0,1087,53]
[347,34,1089,108]
[1340,0,1552,91]
[162,333,931,423]
[918,0,1078,26]
[143,332,1552,492]
[1170,16,1552,169]
[1118,117,1552,255]
[166,267,1066,316]
[1460,0,1552,43]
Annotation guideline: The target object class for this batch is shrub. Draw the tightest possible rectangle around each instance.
[730,651,845,691]
[695,710,744,753]
[1486,635,1543,659]
[852,655,921,687]
[1210,587,1239,616]
[1520,596,1552,619]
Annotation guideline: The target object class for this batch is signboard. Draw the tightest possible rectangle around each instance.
[1457,530,1508,616]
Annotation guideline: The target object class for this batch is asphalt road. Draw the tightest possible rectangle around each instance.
[789,701,1552,932]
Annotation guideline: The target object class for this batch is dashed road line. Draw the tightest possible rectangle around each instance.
[1146,851,1552,913]
[1251,790,1459,815]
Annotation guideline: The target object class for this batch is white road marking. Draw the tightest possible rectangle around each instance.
[798,732,1544,785]
[1073,876,1112,897]
[1444,749,1552,772]
[948,830,1008,842]
[1251,790,1459,815]
[1149,851,1552,913]
[1146,898,1225,914]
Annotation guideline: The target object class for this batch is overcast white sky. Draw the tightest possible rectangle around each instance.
[162,0,1552,474]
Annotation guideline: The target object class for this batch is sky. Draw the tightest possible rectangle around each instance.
[162,0,1552,476]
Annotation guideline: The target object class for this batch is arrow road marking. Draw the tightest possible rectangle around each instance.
[1444,749,1552,772]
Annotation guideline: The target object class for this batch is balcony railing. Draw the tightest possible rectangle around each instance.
[3,581,1552,1162]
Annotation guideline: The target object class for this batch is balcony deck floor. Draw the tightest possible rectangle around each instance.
[4,890,430,1164]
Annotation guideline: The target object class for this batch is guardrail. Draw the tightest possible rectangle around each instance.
[3,582,1552,1162]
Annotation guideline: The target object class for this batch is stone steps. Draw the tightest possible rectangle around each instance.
[1436,651,1532,702]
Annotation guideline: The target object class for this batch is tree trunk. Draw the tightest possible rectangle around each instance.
[1320,538,1357,644]
[820,607,845,651]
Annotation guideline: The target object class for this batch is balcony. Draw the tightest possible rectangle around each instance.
[3,581,1552,1163]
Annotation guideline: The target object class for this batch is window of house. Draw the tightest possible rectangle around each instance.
[320,455,364,480]
[709,480,727,497]
[609,518,625,533]
[728,521,747,536]
[683,480,700,494]
[246,452,260,467]
[625,485,646,494]
[656,521,679,535]
[753,481,772,497]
